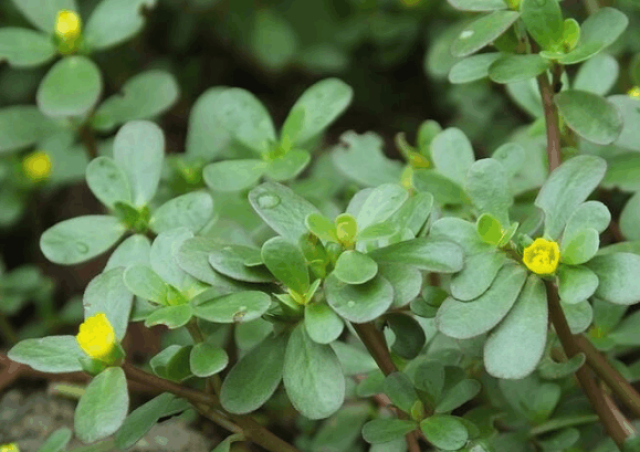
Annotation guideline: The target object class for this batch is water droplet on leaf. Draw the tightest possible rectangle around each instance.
[256,192,280,209]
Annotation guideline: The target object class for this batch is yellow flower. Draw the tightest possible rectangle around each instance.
[22,151,52,182]
[55,10,81,41]
[523,238,560,275]
[76,313,117,361]
[628,86,640,100]
[0,444,19,452]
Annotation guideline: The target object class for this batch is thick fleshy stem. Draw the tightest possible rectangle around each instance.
[536,72,562,173]
[575,334,640,419]
[353,322,425,452]
[545,281,630,448]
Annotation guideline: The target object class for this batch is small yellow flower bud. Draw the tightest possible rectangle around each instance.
[0,444,20,452]
[523,238,560,275]
[55,10,81,40]
[22,151,52,182]
[55,10,82,54]
[76,313,117,361]
[628,86,640,100]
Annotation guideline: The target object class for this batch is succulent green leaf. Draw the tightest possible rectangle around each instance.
[608,96,640,152]
[489,54,550,84]
[430,128,475,185]
[369,238,464,273]
[563,201,610,245]
[40,215,126,265]
[334,251,379,285]
[75,367,129,443]
[10,0,77,33]
[211,88,275,153]
[261,236,310,295]
[185,87,232,160]
[436,379,482,413]
[324,273,394,323]
[124,264,168,305]
[412,169,467,206]
[431,217,494,256]
[83,267,133,339]
[249,182,320,242]
[8,335,85,373]
[113,120,165,208]
[37,428,72,452]
[451,252,508,301]
[150,228,198,292]
[535,155,606,239]
[555,90,622,145]
[37,56,102,117]
[362,419,418,444]
[0,106,59,154]
[305,301,344,344]
[281,78,353,145]
[264,149,311,182]
[208,244,273,283]
[250,9,297,71]
[557,265,599,305]
[93,70,178,131]
[562,300,593,334]
[331,131,404,187]
[465,158,512,225]
[437,264,528,339]
[150,345,192,382]
[150,192,213,234]
[560,228,599,265]
[115,393,175,450]
[387,314,426,360]
[193,290,271,323]
[0,28,56,68]
[220,334,287,414]
[588,253,640,305]
[144,304,193,329]
[283,325,345,419]
[449,53,502,84]
[556,8,628,65]
[521,0,564,50]
[574,54,619,96]
[620,192,640,241]
[379,263,422,308]
[84,0,157,51]
[451,11,521,57]
[356,184,408,231]
[484,275,548,379]
[420,415,469,451]
[86,157,132,209]
[305,213,338,242]
[383,372,419,413]
[609,311,640,346]
[448,0,507,11]
[190,342,229,377]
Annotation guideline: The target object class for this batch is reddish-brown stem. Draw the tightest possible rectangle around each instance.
[536,73,562,173]
[353,323,425,452]
[545,282,629,448]
[575,335,640,419]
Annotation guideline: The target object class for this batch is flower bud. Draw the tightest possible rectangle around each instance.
[55,10,82,54]
[76,313,118,362]
[22,151,52,182]
[523,238,560,275]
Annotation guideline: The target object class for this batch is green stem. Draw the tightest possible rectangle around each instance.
[536,72,562,173]
[545,282,630,448]
[575,335,640,419]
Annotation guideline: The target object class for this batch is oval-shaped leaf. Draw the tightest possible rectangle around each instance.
[557,265,599,305]
[113,120,165,207]
[193,290,271,323]
[451,11,521,57]
[84,0,157,51]
[261,236,309,295]
[588,253,640,305]
[489,54,550,84]
[449,53,502,84]
[8,335,85,373]
[305,301,344,345]
[436,379,482,413]
[83,267,133,340]
[561,228,599,265]
[535,155,606,239]
[190,342,229,377]
[86,157,132,209]
[484,275,548,379]
[75,367,129,443]
[10,0,77,33]
[220,334,287,414]
[451,252,508,301]
[208,244,273,283]
[115,393,175,450]
[37,56,102,117]
[283,325,345,419]
[144,304,193,329]
[150,191,214,234]
[0,28,56,68]
[436,264,528,339]
[430,128,475,185]
[40,215,126,265]
[369,238,464,273]
[420,415,469,451]
[0,106,59,154]
[325,273,394,323]
[521,0,564,50]
[555,90,622,145]
[37,428,73,452]
[203,159,265,192]
[334,250,379,285]
[362,419,418,444]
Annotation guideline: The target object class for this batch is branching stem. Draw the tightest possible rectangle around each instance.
[545,281,629,448]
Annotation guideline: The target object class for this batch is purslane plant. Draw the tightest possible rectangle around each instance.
[5,0,640,452]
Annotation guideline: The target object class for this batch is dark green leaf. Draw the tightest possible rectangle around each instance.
[305,301,344,344]
[334,251,379,285]
[451,11,521,57]
[0,28,55,68]
[421,415,469,451]
[190,342,229,377]
[489,55,550,84]
[368,238,464,273]
[8,335,84,373]
[115,393,175,450]
[84,0,156,51]
[555,91,622,145]
[362,419,418,444]
[261,236,310,295]
[325,273,393,323]
[588,253,640,305]
[193,290,271,323]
